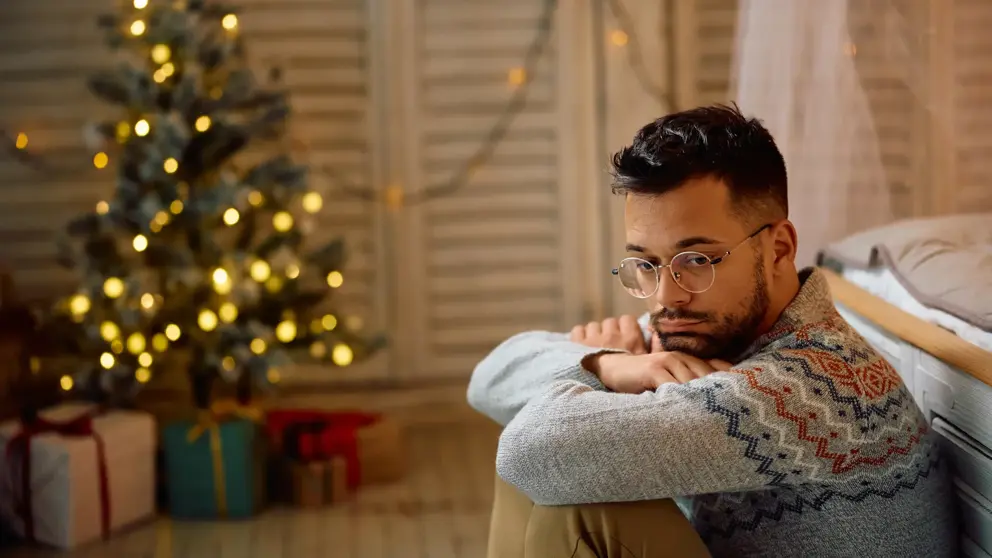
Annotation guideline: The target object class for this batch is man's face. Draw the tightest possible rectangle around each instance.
[623,177,771,360]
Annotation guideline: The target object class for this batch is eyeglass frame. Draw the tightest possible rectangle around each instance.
[611,223,772,298]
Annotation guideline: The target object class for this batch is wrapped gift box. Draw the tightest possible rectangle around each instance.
[267,410,406,490]
[0,403,156,549]
[161,418,265,519]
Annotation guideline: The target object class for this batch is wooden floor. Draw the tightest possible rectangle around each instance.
[6,418,502,558]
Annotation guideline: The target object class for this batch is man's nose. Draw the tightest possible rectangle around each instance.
[653,268,691,308]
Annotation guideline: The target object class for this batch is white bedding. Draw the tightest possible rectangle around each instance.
[842,266,992,353]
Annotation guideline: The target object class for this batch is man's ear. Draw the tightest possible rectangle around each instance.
[770,220,798,267]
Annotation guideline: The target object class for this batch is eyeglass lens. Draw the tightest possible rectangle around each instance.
[616,253,716,297]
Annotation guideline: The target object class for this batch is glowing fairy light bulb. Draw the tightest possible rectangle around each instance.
[126,332,146,354]
[151,44,171,64]
[275,320,296,343]
[250,338,266,354]
[272,211,294,232]
[68,294,90,316]
[301,192,323,213]
[134,0,149,8]
[93,152,109,169]
[218,302,238,323]
[141,293,154,309]
[610,30,629,46]
[103,277,124,298]
[163,157,179,174]
[100,352,116,369]
[135,368,151,383]
[135,119,150,137]
[321,314,337,330]
[248,190,263,206]
[100,321,120,342]
[222,14,238,30]
[331,343,353,366]
[195,116,211,132]
[170,200,184,214]
[164,323,181,341]
[130,20,146,36]
[133,234,148,252]
[60,375,74,391]
[223,208,240,225]
[15,133,28,150]
[310,341,327,358]
[96,201,109,214]
[198,309,218,331]
[326,271,343,288]
[138,352,153,367]
[250,260,271,282]
[152,333,168,352]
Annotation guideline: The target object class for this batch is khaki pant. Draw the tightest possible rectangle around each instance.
[487,474,711,558]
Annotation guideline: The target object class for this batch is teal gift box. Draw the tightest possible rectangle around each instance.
[162,418,266,519]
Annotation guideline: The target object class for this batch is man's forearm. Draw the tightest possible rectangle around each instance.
[466,331,610,426]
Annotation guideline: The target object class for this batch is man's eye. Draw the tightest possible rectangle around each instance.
[636,261,655,271]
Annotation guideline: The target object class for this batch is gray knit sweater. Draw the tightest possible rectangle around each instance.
[468,268,957,557]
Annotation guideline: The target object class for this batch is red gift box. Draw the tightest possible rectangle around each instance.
[266,410,405,489]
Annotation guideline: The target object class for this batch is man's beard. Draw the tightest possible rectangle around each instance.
[650,257,770,361]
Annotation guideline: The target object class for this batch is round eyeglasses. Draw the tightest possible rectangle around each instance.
[611,224,771,298]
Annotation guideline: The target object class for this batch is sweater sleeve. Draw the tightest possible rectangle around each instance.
[496,369,791,506]
[466,314,654,427]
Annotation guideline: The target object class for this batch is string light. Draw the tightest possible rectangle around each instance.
[222,14,238,30]
[309,341,327,358]
[60,376,74,391]
[134,0,149,9]
[321,314,337,330]
[198,309,218,331]
[116,122,130,142]
[223,208,240,225]
[164,323,181,341]
[610,30,629,46]
[272,211,293,232]
[93,152,109,169]
[15,133,28,150]
[100,352,116,369]
[222,356,236,371]
[140,293,155,309]
[212,268,232,294]
[163,157,178,174]
[100,321,120,342]
[103,277,124,298]
[195,116,211,132]
[137,352,153,367]
[154,211,170,226]
[111,339,124,354]
[132,234,148,252]
[266,367,280,383]
[153,69,167,84]
[301,192,322,213]
[326,271,343,288]
[508,67,526,86]
[250,260,271,282]
[151,44,171,64]
[248,191,263,206]
[130,20,146,36]
[332,343,353,366]
[161,62,175,77]
[96,201,110,214]
[275,320,296,343]
[127,332,146,354]
[68,294,90,316]
[250,338,266,354]
[135,119,150,137]
[170,200,184,214]
[135,368,151,383]
[265,276,283,292]
[286,264,300,279]
[152,333,169,351]
[218,302,238,323]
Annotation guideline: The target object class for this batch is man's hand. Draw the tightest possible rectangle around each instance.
[570,315,648,354]
[584,351,733,394]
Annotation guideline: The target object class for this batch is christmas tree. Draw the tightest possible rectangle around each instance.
[40,0,384,409]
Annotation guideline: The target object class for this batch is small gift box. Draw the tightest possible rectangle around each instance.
[267,410,406,491]
[289,457,349,508]
[0,403,156,549]
[162,414,266,519]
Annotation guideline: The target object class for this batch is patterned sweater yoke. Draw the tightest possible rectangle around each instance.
[468,268,957,558]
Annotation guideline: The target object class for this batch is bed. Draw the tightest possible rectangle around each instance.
[817,213,992,557]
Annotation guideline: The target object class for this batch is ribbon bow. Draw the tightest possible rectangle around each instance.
[5,412,111,542]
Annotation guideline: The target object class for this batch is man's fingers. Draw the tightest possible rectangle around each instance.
[570,325,585,342]
[707,359,734,371]
[618,315,646,354]
[601,317,619,337]
[585,321,601,340]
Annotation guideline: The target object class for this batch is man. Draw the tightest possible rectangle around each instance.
[468,105,956,557]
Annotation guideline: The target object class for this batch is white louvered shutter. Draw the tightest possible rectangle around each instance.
[389,0,582,381]
[948,0,992,213]
[673,0,739,109]
[0,0,119,301]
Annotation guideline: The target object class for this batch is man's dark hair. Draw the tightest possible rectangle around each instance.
[610,103,788,222]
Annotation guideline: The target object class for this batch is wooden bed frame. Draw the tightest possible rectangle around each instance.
[821,268,992,389]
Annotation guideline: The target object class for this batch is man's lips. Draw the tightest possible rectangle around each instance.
[655,321,704,333]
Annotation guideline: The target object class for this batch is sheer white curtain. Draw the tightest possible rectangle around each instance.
[732,0,895,267]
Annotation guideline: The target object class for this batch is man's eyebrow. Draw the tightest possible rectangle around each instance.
[674,236,722,250]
